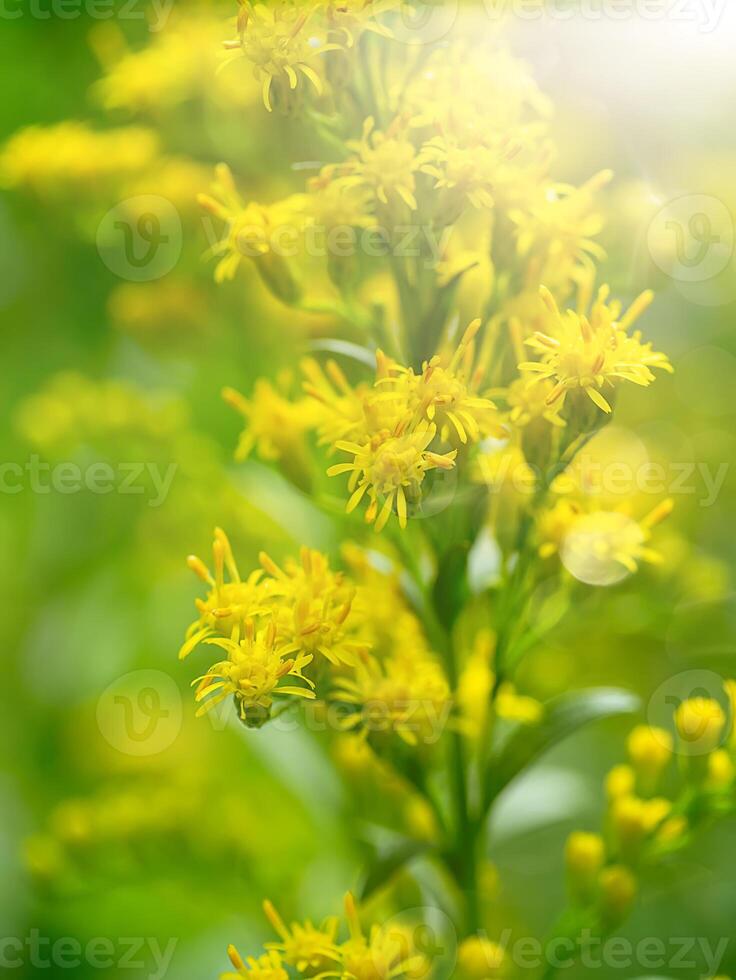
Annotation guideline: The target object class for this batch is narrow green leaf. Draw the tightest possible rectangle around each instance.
[483,687,640,810]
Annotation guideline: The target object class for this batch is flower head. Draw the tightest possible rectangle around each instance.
[340,116,420,212]
[191,618,315,725]
[263,899,340,974]
[520,284,672,415]
[675,697,726,754]
[339,892,427,980]
[329,422,456,531]
[223,947,289,980]
[259,547,367,666]
[228,0,339,112]
[333,651,450,745]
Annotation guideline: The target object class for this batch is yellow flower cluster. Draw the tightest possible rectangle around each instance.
[226,0,403,112]
[565,686,736,926]
[224,893,431,980]
[0,122,159,195]
[521,284,672,415]
[15,372,187,453]
[326,322,499,530]
[181,529,369,723]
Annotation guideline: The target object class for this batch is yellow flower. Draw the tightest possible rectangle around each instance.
[223,947,289,980]
[259,548,367,667]
[191,618,315,725]
[520,284,672,415]
[329,422,456,531]
[263,900,340,974]
[605,764,635,801]
[199,163,306,301]
[306,171,377,230]
[324,0,397,47]
[333,652,450,745]
[341,116,420,212]
[457,935,506,979]
[502,375,566,429]
[496,683,543,725]
[378,320,501,445]
[223,381,316,462]
[557,499,674,584]
[627,726,673,783]
[707,749,735,789]
[180,528,267,658]
[0,122,159,195]
[301,356,368,447]
[339,892,427,980]
[598,865,637,928]
[611,796,671,858]
[509,171,611,288]
[675,697,726,754]
[227,0,339,112]
[565,831,605,903]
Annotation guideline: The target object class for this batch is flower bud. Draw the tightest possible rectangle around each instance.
[627,725,672,786]
[707,749,735,789]
[675,697,725,755]
[565,831,605,904]
[605,764,635,801]
[598,865,637,929]
[611,796,671,861]
[457,936,506,979]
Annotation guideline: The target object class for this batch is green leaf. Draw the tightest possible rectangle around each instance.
[308,338,376,368]
[432,543,470,630]
[483,687,640,811]
[360,838,433,900]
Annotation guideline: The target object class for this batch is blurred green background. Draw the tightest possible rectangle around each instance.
[1,3,735,978]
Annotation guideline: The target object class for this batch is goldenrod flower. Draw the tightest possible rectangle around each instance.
[180,527,267,658]
[224,947,289,980]
[378,320,501,445]
[191,617,315,724]
[611,796,671,859]
[223,381,316,462]
[329,422,456,531]
[260,547,367,667]
[333,652,450,745]
[627,726,673,783]
[324,0,397,47]
[301,356,368,448]
[341,116,420,211]
[675,697,726,755]
[199,163,306,301]
[557,499,674,584]
[707,749,735,789]
[509,171,611,287]
[340,892,427,980]
[227,0,340,112]
[263,900,340,974]
[0,122,159,195]
[605,764,635,801]
[598,865,637,928]
[502,375,565,429]
[520,284,672,414]
[565,831,605,904]
[496,683,543,725]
